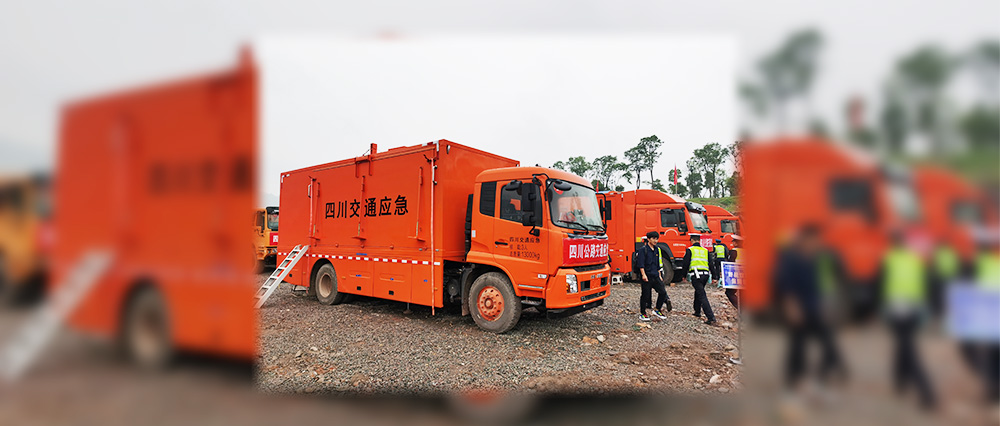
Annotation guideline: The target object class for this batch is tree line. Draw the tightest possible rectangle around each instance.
[550,136,740,199]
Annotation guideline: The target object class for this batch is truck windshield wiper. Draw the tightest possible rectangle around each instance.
[559,220,588,231]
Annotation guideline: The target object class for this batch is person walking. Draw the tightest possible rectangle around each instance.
[712,238,728,288]
[880,231,937,410]
[776,224,847,390]
[635,231,672,321]
[682,233,716,325]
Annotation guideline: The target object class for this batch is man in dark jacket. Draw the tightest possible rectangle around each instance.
[635,231,672,321]
[775,224,847,389]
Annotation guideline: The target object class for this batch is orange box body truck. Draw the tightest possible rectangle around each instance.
[599,189,714,283]
[52,53,258,365]
[278,140,611,332]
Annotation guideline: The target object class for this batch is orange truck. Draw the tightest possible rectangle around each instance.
[52,52,258,366]
[704,204,742,248]
[0,174,51,305]
[599,189,714,283]
[252,206,279,270]
[914,165,997,263]
[278,141,611,333]
[740,137,912,318]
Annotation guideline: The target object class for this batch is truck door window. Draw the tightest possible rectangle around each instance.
[829,178,877,223]
[480,182,497,217]
[721,220,740,234]
[499,184,524,223]
[661,209,679,227]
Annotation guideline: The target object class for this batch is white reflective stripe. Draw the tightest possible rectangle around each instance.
[433,262,441,266]
[422,261,430,265]
[347,256,353,260]
[392,259,397,263]
[519,285,544,290]
[365,258,370,261]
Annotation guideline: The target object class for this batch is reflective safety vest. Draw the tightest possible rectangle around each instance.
[689,246,710,272]
[934,245,960,281]
[883,248,926,304]
[653,246,664,269]
[714,244,726,259]
[818,254,837,295]
[976,253,1000,290]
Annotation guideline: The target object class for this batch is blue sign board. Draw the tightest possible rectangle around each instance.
[947,283,1000,342]
[721,261,743,289]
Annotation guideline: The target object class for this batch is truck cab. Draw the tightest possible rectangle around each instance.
[252,206,279,270]
[465,167,610,328]
[601,189,713,283]
[704,204,742,249]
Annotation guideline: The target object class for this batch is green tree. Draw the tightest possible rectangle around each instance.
[685,170,704,198]
[724,171,741,196]
[591,155,627,190]
[623,145,645,189]
[756,28,825,131]
[637,135,664,184]
[964,40,1000,105]
[551,160,567,171]
[614,184,625,191]
[686,143,730,198]
[960,106,1000,153]
[893,45,953,155]
[565,156,593,179]
[880,89,909,154]
[646,179,666,192]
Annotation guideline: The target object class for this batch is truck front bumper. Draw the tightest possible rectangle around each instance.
[546,298,604,319]
[545,264,612,309]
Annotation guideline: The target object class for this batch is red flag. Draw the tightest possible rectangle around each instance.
[673,164,678,186]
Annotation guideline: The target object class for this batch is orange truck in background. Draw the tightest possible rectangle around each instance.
[278,141,610,333]
[914,165,998,263]
[599,189,714,283]
[0,174,51,305]
[252,206,279,270]
[53,52,258,367]
[740,137,914,319]
[704,204,742,249]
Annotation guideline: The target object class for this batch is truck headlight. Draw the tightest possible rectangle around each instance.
[566,274,578,293]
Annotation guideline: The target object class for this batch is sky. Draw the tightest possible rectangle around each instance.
[0,0,996,200]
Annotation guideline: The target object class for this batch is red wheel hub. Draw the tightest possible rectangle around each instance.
[477,287,504,321]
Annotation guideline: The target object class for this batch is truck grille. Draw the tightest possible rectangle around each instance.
[581,280,591,291]
[581,290,606,302]
[574,264,604,273]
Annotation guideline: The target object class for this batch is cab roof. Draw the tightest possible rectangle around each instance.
[476,167,593,189]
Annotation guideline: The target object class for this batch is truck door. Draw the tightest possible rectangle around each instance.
[493,180,548,290]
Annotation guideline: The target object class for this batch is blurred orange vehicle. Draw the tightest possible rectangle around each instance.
[704,204,742,249]
[914,165,998,263]
[0,174,51,305]
[740,137,915,319]
[599,189,714,283]
[52,51,258,367]
[278,141,610,333]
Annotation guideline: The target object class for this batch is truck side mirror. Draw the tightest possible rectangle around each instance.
[503,180,522,192]
[551,180,572,191]
[678,220,688,234]
[520,184,542,228]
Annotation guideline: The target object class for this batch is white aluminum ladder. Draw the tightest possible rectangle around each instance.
[254,245,309,308]
[1,250,114,382]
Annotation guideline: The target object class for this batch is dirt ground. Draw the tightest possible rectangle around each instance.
[255,274,744,396]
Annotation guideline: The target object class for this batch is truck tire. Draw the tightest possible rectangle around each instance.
[661,258,675,284]
[313,263,346,305]
[122,286,173,370]
[469,272,521,333]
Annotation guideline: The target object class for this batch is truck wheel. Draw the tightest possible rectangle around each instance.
[313,263,346,305]
[469,272,521,333]
[122,287,173,370]
[661,259,675,284]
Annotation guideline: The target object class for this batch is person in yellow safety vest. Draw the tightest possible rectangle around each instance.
[712,239,728,288]
[682,233,717,325]
[880,231,937,410]
[929,241,962,317]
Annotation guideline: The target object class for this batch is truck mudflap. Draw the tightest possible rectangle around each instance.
[545,298,604,319]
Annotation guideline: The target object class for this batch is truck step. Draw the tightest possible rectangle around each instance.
[0,250,114,382]
[254,245,309,308]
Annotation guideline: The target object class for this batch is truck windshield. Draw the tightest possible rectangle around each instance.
[887,178,921,223]
[550,182,604,232]
[720,219,740,234]
[265,207,279,231]
[688,211,711,233]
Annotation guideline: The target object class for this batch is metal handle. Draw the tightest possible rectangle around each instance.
[495,240,509,246]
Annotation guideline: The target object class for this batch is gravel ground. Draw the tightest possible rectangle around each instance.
[255,273,743,397]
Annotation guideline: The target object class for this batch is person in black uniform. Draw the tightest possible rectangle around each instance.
[682,233,717,325]
[635,231,673,321]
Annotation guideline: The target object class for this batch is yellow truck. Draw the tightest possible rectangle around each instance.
[252,206,279,271]
[0,174,51,304]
